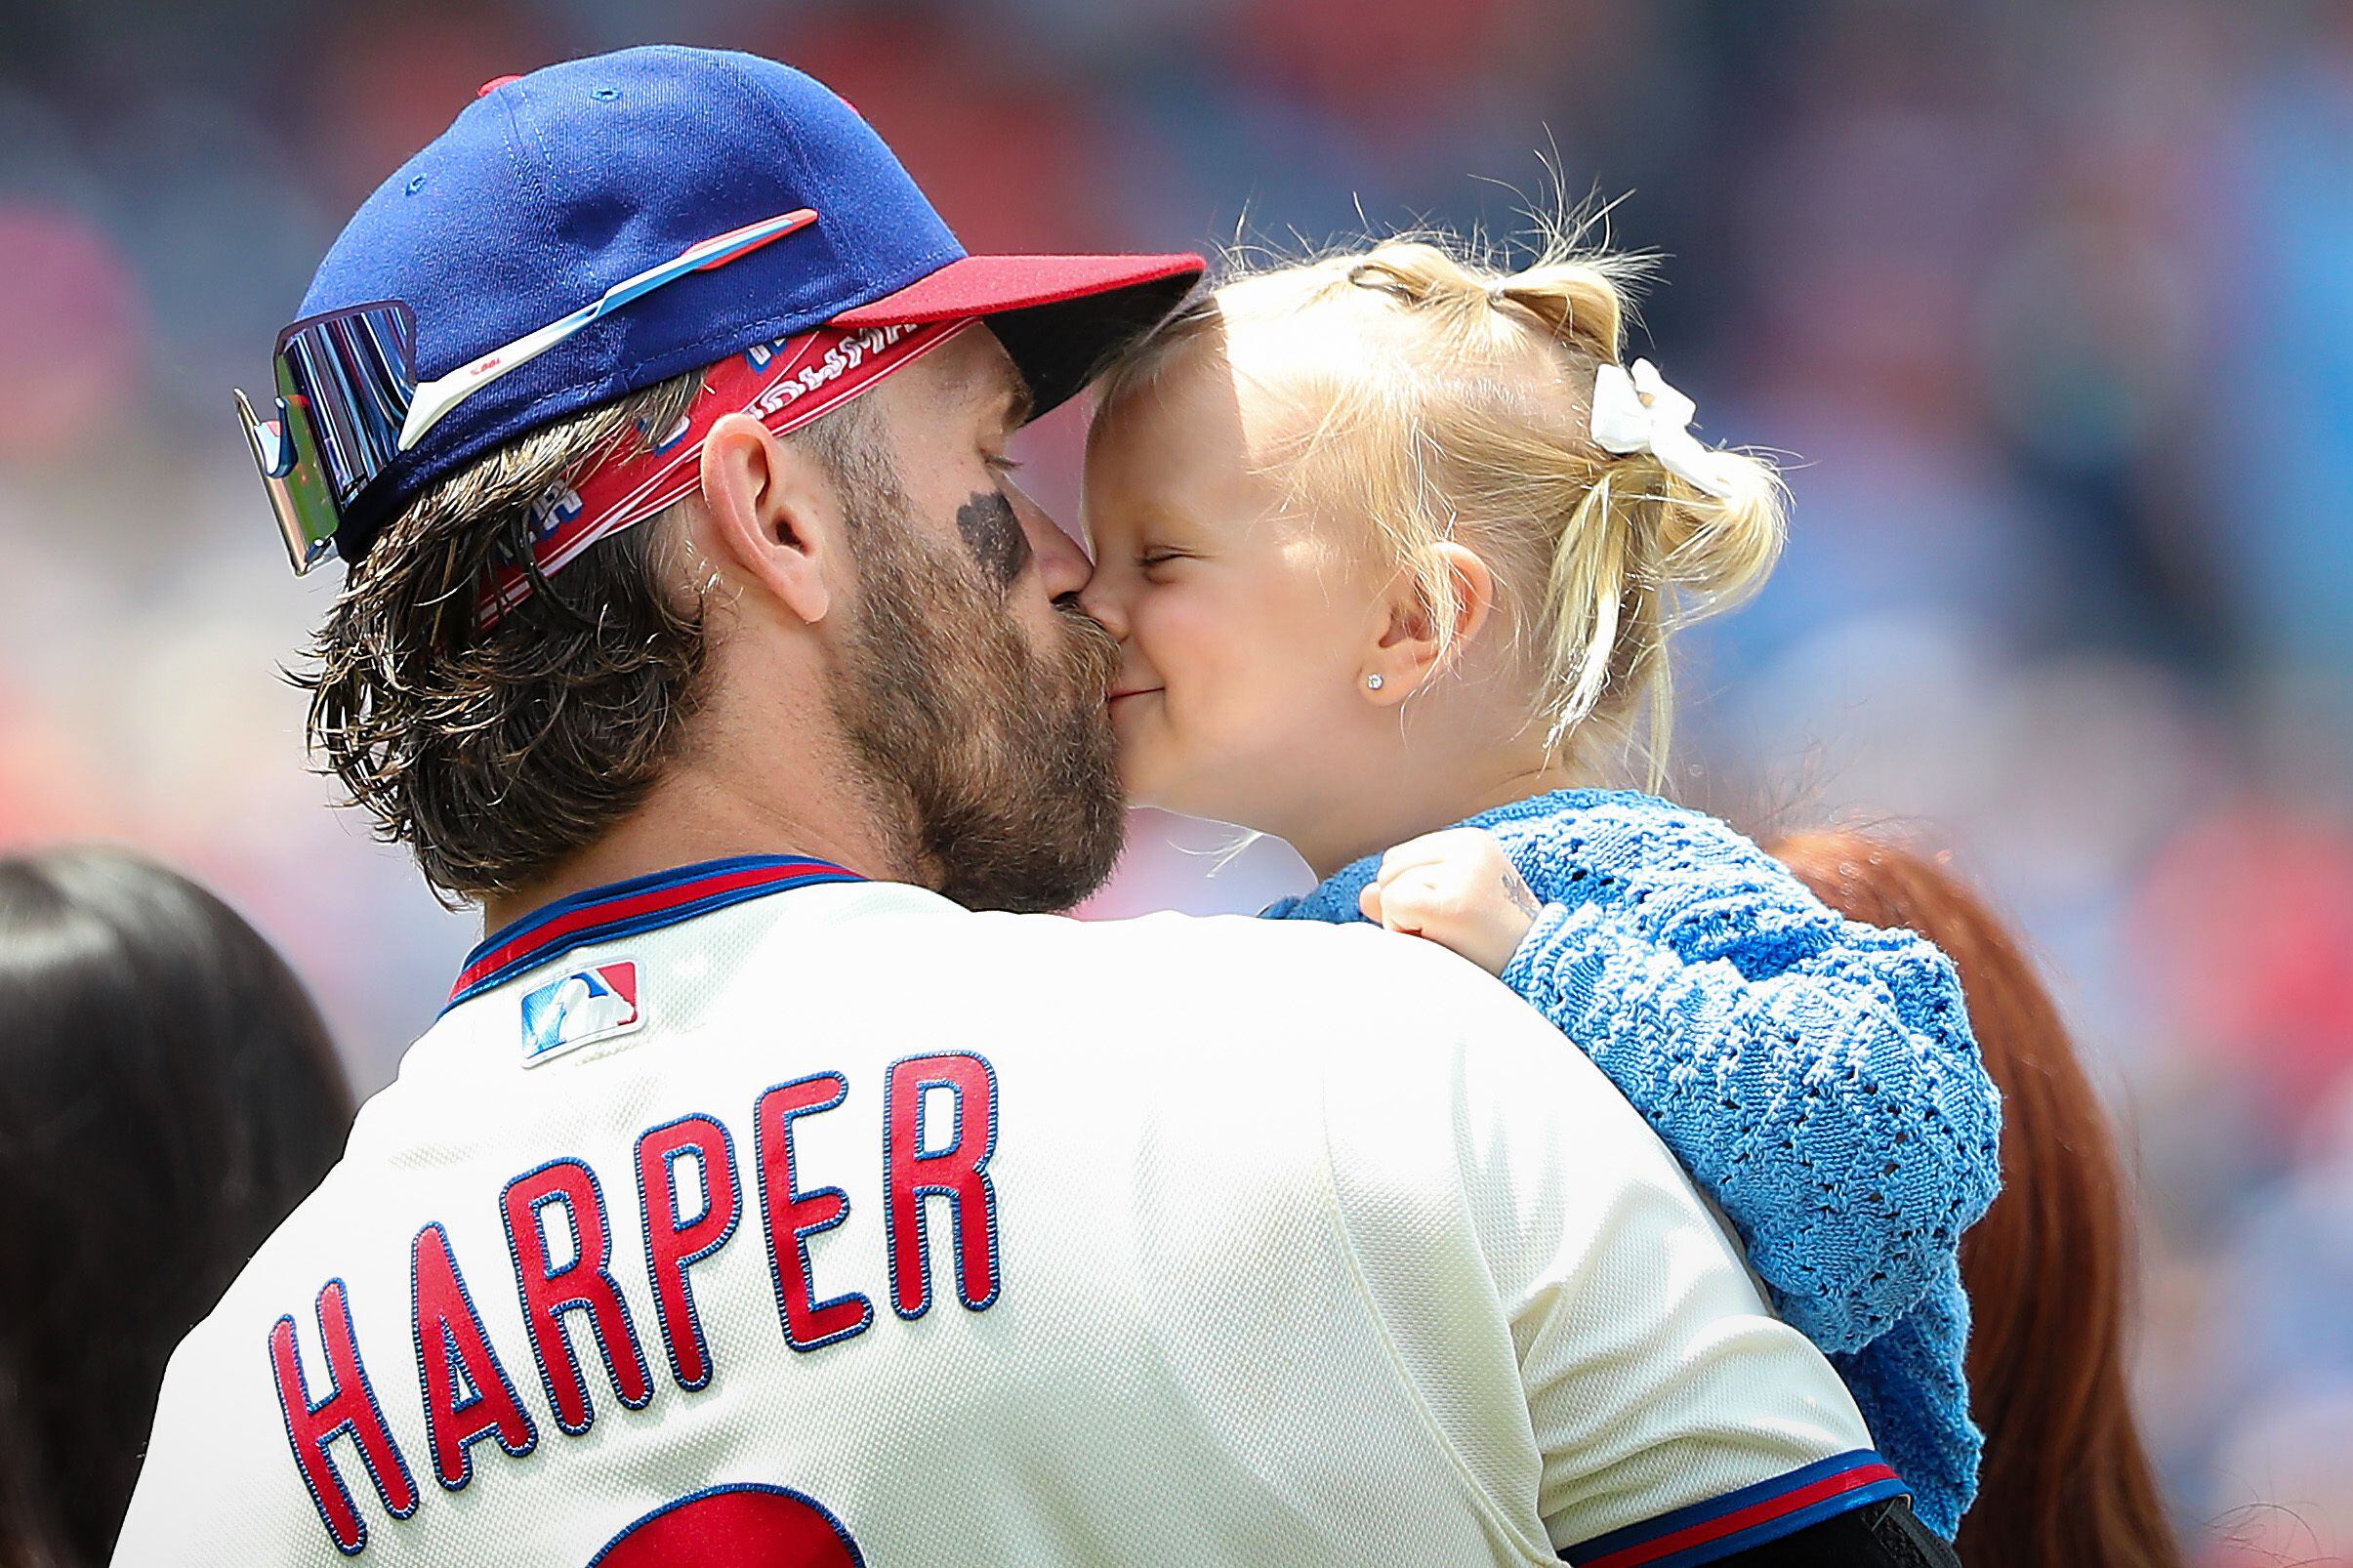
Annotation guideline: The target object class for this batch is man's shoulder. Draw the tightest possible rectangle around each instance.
[979,905,1536,1023]
[919,906,1631,1141]
[162,1136,382,1364]
[1016,909,1666,1200]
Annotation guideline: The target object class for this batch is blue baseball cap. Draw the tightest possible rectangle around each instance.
[283,45,1203,566]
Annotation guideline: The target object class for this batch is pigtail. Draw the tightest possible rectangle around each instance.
[1551,438,1786,776]
[1483,254,1787,777]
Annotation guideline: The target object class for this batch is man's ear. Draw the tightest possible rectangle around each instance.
[1365,542,1498,701]
[695,411,840,626]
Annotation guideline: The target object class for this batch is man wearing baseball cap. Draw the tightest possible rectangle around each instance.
[118,47,1954,1566]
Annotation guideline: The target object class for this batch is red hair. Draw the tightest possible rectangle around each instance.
[1769,831,2184,1568]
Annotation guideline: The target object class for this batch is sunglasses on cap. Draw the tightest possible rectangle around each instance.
[233,208,818,575]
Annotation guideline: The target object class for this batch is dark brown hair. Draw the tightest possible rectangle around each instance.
[299,372,710,900]
[1770,831,2185,1568]
[0,848,354,1565]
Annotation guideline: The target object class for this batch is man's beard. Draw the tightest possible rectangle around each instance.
[829,486,1127,914]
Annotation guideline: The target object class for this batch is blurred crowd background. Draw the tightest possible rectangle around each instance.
[2,0,2348,1558]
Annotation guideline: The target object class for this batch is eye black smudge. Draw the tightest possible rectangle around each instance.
[956,490,1032,594]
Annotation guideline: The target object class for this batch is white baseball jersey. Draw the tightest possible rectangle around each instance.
[117,855,1904,1567]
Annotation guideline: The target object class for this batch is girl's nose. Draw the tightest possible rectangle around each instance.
[1075,568,1129,640]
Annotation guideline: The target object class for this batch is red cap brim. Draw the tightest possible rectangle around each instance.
[830,252,1204,327]
[830,251,1205,420]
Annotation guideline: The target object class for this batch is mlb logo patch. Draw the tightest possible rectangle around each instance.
[519,961,642,1065]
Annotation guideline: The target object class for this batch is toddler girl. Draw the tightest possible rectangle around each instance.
[1079,232,2002,1538]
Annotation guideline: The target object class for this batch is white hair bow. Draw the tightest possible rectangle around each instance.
[1589,358,1741,499]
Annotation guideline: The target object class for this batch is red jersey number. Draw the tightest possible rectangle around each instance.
[590,1484,864,1567]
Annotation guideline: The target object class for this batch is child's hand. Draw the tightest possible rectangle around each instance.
[1358,827,1545,976]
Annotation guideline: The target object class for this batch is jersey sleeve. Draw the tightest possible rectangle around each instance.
[1316,936,1906,1561]
[1494,797,2002,1354]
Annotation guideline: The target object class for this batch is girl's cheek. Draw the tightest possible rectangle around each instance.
[1184,591,1304,738]
[1134,586,1211,676]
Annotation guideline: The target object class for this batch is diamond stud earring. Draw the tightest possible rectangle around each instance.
[1365,674,1384,690]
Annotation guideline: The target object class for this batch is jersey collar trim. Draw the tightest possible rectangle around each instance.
[447,853,866,1009]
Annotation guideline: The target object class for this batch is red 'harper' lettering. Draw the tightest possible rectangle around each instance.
[757,1074,873,1350]
[269,1278,419,1555]
[411,1222,535,1489]
[884,1053,1001,1318]
[636,1115,740,1388]
[502,1160,652,1435]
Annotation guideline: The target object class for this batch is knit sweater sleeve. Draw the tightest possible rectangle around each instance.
[1490,795,2002,1354]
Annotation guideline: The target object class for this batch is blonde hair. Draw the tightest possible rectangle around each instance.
[1097,227,1787,785]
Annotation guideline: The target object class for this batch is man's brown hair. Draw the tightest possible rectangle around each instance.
[300,373,717,900]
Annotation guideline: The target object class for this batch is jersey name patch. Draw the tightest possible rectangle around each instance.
[266,1052,1001,1556]
[520,962,642,1065]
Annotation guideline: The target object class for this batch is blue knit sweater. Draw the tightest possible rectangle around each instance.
[1265,789,2003,1537]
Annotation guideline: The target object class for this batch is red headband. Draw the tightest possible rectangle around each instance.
[480,316,976,627]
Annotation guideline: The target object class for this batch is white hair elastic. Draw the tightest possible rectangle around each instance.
[1589,358,1743,500]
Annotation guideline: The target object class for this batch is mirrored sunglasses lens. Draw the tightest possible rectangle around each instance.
[277,303,417,508]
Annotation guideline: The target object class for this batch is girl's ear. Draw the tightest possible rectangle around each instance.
[1365,542,1498,702]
